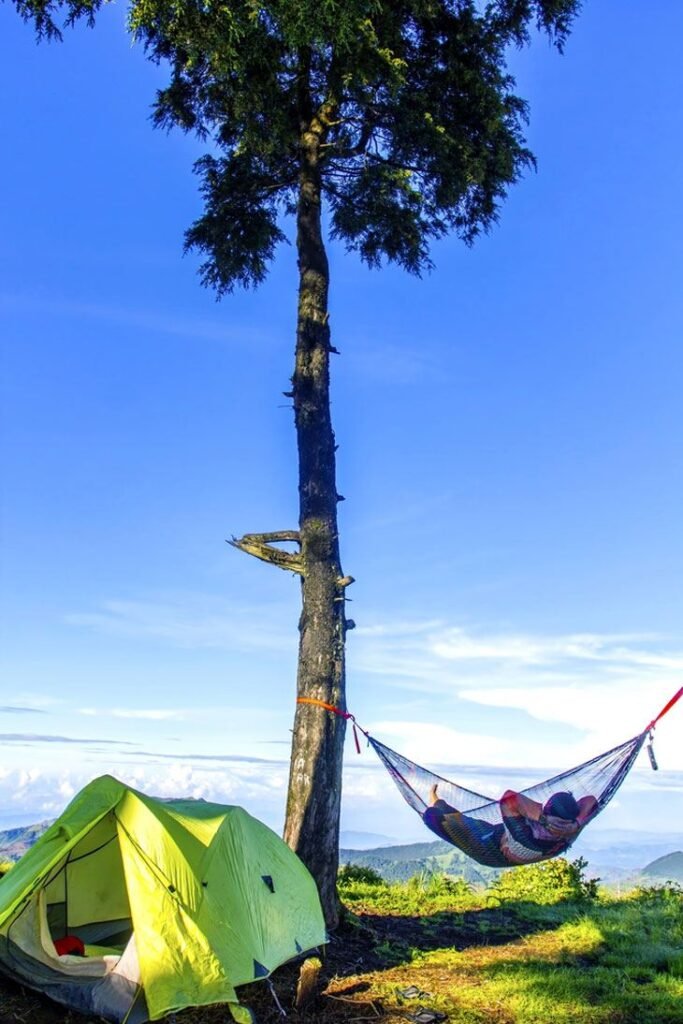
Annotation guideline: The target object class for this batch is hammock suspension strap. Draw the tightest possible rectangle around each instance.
[645,685,683,733]
[296,697,369,754]
[643,685,683,772]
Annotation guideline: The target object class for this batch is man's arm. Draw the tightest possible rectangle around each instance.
[576,795,599,825]
[500,790,543,821]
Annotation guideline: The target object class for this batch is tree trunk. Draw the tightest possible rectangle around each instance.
[282,119,348,930]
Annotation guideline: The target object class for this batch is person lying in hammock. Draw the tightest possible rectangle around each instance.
[424,784,599,866]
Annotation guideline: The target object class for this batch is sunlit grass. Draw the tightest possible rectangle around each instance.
[330,869,683,1024]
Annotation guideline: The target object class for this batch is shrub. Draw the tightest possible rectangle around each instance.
[423,873,473,898]
[337,863,386,886]
[489,857,599,905]
[631,880,683,904]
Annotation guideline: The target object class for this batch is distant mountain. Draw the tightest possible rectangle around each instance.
[339,834,683,888]
[0,821,51,864]
[340,837,501,885]
[642,851,683,883]
[340,830,397,850]
[574,830,683,872]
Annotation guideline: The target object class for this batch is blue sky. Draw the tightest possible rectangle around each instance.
[1,1,682,847]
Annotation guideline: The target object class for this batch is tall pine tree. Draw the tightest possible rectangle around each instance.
[11,0,581,926]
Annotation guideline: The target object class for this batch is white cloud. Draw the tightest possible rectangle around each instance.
[0,761,291,834]
[430,627,683,669]
[368,719,511,768]
[354,620,683,677]
[355,620,443,638]
[458,684,640,730]
[349,619,683,769]
[458,680,682,769]
[0,292,269,348]
[9,694,63,711]
[352,619,683,699]
[79,708,186,721]
[2,748,682,848]
[65,593,296,652]
[343,337,443,386]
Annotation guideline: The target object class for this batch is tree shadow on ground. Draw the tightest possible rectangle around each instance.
[332,902,565,972]
[0,902,568,1024]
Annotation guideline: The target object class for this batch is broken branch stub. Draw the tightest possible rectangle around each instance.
[228,531,303,574]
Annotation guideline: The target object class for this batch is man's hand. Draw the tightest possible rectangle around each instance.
[543,815,579,838]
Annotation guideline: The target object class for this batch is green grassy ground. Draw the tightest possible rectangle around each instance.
[0,861,681,1024]
[330,863,683,1024]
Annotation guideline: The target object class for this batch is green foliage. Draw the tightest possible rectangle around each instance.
[12,0,582,292]
[338,862,386,886]
[339,869,480,916]
[588,884,683,983]
[186,154,287,292]
[11,0,103,40]
[630,879,683,904]
[402,870,474,900]
[490,857,600,905]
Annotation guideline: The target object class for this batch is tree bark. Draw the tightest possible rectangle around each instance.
[282,112,348,930]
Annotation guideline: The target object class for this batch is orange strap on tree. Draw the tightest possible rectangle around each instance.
[296,697,368,753]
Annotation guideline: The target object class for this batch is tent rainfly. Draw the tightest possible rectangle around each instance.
[0,775,326,1023]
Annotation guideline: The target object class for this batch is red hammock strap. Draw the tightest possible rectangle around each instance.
[296,697,368,753]
[645,685,683,733]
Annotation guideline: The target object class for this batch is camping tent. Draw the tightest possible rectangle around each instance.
[0,775,326,1023]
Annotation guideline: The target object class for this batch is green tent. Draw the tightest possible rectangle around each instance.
[0,775,326,1023]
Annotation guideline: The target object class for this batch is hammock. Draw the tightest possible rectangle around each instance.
[368,732,644,866]
[298,685,682,868]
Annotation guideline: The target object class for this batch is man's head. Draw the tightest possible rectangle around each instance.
[543,791,580,821]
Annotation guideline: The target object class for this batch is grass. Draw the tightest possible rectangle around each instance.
[326,870,683,1024]
[0,864,681,1024]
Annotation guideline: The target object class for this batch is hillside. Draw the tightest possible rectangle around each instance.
[340,838,501,885]
[642,850,683,883]
[0,820,50,864]
[340,830,396,849]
